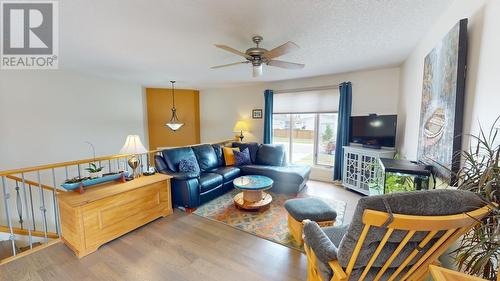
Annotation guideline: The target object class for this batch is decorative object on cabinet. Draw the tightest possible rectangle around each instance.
[119,135,148,178]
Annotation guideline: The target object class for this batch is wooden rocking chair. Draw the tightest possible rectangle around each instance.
[303,190,491,281]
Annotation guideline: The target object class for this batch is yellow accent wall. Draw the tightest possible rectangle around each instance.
[146,88,200,149]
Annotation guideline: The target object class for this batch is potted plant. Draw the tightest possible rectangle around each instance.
[452,116,499,280]
[85,163,104,179]
[84,141,104,178]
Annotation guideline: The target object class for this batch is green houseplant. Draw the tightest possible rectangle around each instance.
[452,116,499,280]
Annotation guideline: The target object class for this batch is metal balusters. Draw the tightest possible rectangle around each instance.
[64,166,69,180]
[116,158,120,172]
[1,176,17,256]
[108,160,112,173]
[20,173,34,249]
[14,182,23,229]
[36,171,49,243]
[51,168,60,236]
[77,164,82,179]
[28,184,35,230]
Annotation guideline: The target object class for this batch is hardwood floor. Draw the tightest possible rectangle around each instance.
[0,181,361,281]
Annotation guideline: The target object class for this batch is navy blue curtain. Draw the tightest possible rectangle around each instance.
[263,90,274,144]
[333,82,352,180]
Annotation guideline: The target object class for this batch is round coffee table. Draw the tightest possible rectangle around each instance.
[233,175,273,210]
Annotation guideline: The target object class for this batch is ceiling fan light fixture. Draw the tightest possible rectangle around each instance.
[165,81,184,131]
[252,64,263,77]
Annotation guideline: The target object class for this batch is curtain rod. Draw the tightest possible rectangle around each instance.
[273,84,339,94]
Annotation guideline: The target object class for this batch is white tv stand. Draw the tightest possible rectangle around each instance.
[342,145,396,195]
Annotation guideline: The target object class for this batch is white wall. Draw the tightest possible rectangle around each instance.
[0,71,146,171]
[398,0,500,160]
[200,67,401,143]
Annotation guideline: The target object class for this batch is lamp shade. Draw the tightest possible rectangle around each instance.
[233,121,250,133]
[119,135,147,154]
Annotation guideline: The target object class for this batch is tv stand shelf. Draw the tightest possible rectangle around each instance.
[342,145,395,195]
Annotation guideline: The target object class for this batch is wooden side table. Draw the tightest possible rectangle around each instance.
[58,173,172,258]
[429,265,490,281]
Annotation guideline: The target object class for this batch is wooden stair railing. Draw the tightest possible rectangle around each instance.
[0,139,234,264]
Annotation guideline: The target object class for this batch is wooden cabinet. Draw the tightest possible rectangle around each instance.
[58,174,172,258]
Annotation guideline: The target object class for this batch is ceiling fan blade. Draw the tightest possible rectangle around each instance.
[214,44,252,60]
[267,60,305,69]
[264,41,299,59]
[210,61,248,69]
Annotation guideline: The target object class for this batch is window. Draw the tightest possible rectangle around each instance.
[272,87,339,167]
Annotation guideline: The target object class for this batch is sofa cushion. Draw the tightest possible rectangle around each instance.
[239,164,310,185]
[255,144,285,166]
[178,157,200,173]
[234,148,252,166]
[192,144,219,171]
[212,144,225,166]
[223,147,239,166]
[209,166,240,182]
[162,147,197,172]
[232,142,260,163]
[199,172,223,193]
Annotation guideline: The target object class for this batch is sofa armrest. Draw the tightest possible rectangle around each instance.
[159,170,200,180]
[303,220,338,263]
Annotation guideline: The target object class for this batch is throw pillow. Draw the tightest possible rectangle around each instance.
[178,158,200,173]
[222,147,240,166]
[234,148,252,166]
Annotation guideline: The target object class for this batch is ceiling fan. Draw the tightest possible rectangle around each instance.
[211,35,304,77]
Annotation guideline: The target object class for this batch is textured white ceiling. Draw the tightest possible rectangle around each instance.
[60,0,453,89]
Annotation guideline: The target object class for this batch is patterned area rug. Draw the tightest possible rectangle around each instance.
[192,189,346,251]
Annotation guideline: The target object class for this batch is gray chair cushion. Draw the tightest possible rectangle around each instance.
[337,189,485,269]
[284,197,337,222]
[322,224,349,247]
[304,221,338,264]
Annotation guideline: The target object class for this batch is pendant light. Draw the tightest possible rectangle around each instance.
[165,81,184,131]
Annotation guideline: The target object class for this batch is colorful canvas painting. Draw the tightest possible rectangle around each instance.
[417,19,468,185]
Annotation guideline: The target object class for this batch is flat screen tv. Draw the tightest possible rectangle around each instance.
[350,115,397,148]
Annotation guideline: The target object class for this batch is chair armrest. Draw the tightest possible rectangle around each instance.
[328,260,348,281]
[303,220,338,262]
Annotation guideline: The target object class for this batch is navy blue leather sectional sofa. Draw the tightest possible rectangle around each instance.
[155,142,311,208]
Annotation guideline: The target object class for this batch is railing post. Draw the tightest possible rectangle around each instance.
[28,184,35,230]
[51,168,61,236]
[37,171,49,243]
[14,182,23,229]
[2,176,17,256]
[21,173,34,249]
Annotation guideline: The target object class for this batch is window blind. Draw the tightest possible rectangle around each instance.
[273,88,339,114]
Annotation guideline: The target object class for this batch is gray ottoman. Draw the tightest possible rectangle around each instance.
[284,197,337,244]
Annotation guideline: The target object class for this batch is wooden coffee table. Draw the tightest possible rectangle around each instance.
[233,175,273,210]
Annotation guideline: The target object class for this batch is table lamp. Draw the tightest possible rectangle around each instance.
[119,135,148,178]
[233,120,250,142]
